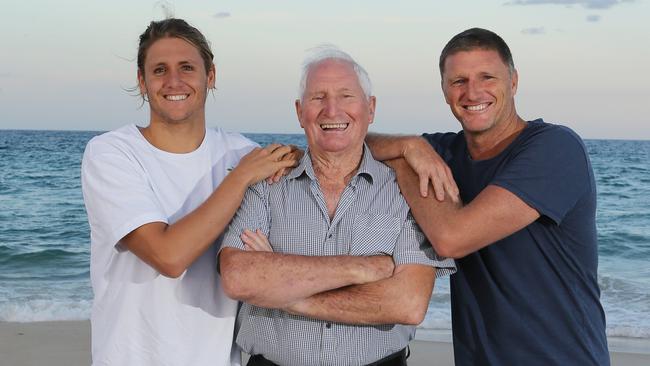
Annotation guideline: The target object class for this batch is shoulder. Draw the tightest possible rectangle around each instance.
[520,119,588,156]
[83,124,143,160]
[422,131,463,148]
[205,127,258,150]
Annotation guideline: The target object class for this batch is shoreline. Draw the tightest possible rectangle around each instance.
[1,321,649,366]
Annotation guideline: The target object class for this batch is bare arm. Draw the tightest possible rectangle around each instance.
[120,144,297,278]
[219,248,394,308]
[366,133,459,201]
[388,158,540,258]
[285,264,435,326]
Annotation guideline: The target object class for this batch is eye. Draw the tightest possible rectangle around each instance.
[311,95,324,101]
[451,79,465,86]
[181,64,194,72]
[153,66,165,75]
[343,94,354,98]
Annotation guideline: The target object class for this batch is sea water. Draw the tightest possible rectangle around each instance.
[1,129,649,340]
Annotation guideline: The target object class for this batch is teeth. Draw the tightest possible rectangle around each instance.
[466,103,488,111]
[320,123,349,130]
[165,94,188,101]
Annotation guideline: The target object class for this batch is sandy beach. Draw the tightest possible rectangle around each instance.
[1,321,649,366]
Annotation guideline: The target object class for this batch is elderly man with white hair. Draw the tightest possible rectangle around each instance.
[218,46,455,366]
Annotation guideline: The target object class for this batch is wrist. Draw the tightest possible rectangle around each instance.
[402,136,425,159]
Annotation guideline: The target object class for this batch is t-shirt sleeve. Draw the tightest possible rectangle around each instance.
[81,139,167,250]
[220,182,269,252]
[421,132,459,160]
[491,126,592,225]
[393,212,456,277]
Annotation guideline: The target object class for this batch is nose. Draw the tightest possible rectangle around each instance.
[163,69,183,88]
[323,96,339,118]
[466,78,481,101]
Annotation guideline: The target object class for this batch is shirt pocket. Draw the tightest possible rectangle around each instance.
[349,213,402,256]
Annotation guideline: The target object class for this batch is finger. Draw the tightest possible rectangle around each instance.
[431,173,445,202]
[269,145,293,160]
[255,229,270,244]
[241,230,265,251]
[255,229,273,251]
[419,174,429,198]
[445,166,460,202]
[241,231,255,247]
[263,143,283,153]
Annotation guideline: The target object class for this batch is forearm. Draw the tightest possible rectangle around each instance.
[123,171,252,277]
[365,133,421,161]
[390,158,464,257]
[220,249,394,308]
[392,159,539,258]
[285,265,435,326]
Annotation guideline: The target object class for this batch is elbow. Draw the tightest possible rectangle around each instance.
[219,251,250,301]
[426,229,466,259]
[396,300,428,326]
[156,260,186,279]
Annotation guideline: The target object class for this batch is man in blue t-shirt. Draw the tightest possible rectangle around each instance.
[367,28,609,365]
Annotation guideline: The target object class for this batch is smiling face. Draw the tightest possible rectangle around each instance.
[295,59,375,157]
[442,48,518,136]
[138,37,215,127]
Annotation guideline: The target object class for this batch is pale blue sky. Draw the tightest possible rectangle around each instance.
[1,0,648,139]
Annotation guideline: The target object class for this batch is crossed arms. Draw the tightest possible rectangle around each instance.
[220,246,435,326]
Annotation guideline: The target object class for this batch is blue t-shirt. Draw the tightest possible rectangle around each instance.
[423,119,609,365]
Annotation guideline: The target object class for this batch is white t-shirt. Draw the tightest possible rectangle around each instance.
[81,124,255,366]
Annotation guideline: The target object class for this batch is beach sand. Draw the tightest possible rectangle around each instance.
[1,321,649,366]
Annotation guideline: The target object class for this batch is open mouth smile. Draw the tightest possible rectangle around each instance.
[164,94,189,101]
[464,103,491,112]
[320,123,349,131]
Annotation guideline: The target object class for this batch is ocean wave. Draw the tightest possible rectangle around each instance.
[0,248,88,270]
[0,299,91,322]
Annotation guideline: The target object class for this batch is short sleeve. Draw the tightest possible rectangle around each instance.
[220,182,270,252]
[392,212,456,277]
[491,126,592,225]
[81,139,167,250]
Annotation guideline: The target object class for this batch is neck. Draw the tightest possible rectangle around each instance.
[311,148,363,185]
[466,115,526,161]
[140,119,206,154]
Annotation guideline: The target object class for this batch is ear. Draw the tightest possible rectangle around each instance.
[441,77,451,105]
[510,69,519,96]
[295,99,305,129]
[207,63,216,89]
[368,96,376,125]
[137,69,146,96]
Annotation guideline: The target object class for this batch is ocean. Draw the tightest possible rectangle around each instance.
[1,129,649,340]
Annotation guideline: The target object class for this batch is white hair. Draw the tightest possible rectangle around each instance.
[298,44,372,100]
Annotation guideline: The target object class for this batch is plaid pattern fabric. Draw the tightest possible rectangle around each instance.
[222,144,456,366]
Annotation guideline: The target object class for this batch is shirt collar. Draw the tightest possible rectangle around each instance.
[286,143,381,185]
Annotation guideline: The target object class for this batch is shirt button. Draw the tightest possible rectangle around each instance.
[325,323,332,329]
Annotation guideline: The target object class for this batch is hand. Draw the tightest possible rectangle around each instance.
[402,138,459,202]
[266,145,304,184]
[231,144,298,186]
[356,255,395,284]
[241,229,274,252]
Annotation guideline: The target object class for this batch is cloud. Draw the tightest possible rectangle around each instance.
[153,1,175,18]
[213,12,231,19]
[586,14,602,21]
[522,27,546,34]
[504,0,634,9]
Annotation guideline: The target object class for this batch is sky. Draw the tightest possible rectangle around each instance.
[1,0,649,139]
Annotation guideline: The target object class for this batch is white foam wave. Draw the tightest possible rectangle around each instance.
[0,299,91,322]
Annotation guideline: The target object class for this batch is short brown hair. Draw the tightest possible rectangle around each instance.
[439,28,514,75]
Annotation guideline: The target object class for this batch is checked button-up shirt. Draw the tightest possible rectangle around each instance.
[221,144,456,366]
